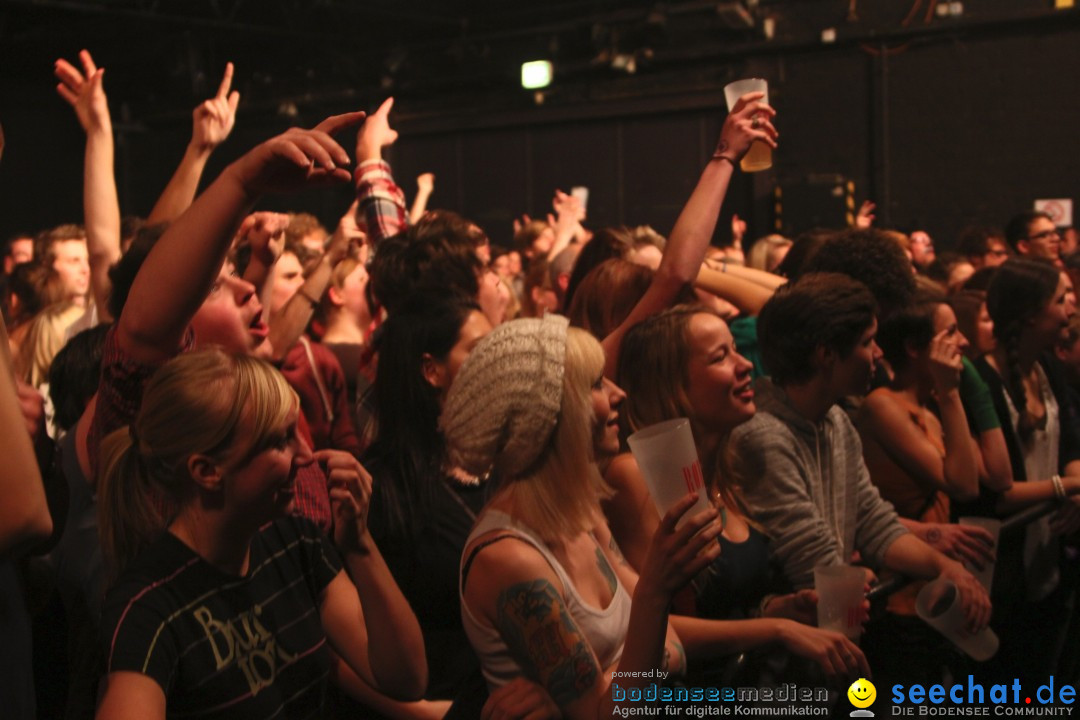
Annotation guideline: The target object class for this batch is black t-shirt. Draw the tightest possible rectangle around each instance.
[364,453,489,700]
[102,517,342,719]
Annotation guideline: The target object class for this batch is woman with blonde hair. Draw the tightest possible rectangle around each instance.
[444,315,722,719]
[608,304,868,683]
[746,234,792,273]
[95,349,426,719]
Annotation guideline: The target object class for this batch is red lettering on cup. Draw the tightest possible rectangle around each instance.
[682,462,704,494]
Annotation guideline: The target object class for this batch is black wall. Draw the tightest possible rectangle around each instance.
[2,15,1077,250]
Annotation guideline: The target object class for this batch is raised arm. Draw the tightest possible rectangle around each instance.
[546,189,585,261]
[146,63,239,225]
[858,333,979,502]
[601,93,777,376]
[118,112,363,364]
[318,449,427,700]
[261,204,358,362]
[408,172,434,224]
[354,97,406,245]
[55,50,120,321]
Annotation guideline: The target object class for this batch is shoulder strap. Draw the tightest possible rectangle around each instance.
[461,534,528,590]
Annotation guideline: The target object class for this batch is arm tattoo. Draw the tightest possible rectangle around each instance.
[926,527,942,544]
[662,641,687,677]
[596,547,617,594]
[495,579,600,706]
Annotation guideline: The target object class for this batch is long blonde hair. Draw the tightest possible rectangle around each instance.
[97,350,297,580]
[502,328,613,542]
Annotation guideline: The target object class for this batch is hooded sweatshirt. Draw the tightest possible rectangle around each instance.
[729,378,908,589]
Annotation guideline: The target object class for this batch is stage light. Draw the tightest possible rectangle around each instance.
[521,60,553,89]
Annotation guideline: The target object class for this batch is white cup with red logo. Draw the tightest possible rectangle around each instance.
[814,564,867,640]
[628,418,710,527]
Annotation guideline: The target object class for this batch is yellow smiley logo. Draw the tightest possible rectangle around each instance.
[848,678,876,709]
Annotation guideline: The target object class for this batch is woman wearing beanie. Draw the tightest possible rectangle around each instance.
[445,314,723,719]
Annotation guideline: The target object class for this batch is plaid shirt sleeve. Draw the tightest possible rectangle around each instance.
[355,159,407,246]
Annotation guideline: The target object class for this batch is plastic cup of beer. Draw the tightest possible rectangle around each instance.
[723,78,771,172]
[627,418,710,527]
[958,516,1000,591]
[814,565,866,640]
[915,578,998,661]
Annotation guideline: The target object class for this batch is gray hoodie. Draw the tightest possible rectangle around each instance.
[729,378,908,590]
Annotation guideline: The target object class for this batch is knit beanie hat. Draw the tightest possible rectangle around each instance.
[441,314,568,478]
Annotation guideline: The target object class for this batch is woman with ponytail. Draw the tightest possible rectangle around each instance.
[95,349,425,719]
[974,257,1080,681]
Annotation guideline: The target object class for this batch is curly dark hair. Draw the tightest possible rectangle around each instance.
[803,228,915,321]
[758,272,878,386]
[368,210,485,316]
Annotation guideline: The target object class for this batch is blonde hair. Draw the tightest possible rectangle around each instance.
[502,328,612,542]
[98,350,297,580]
[747,234,792,273]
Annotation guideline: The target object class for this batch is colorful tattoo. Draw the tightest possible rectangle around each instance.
[495,580,600,706]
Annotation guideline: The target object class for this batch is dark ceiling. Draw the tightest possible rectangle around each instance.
[0,0,1073,131]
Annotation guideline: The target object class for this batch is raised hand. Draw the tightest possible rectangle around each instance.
[355,97,398,163]
[928,328,964,395]
[328,199,365,262]
[714,91,778,163]
[731,213,747,245]
[191,62,240,152]
[55,49,110,132]
[228,111,365,197]
[512,213,533,236]
[237,212,289,267]
[317,449,374,553]
[416,172,435,195]
[855,200,877,229]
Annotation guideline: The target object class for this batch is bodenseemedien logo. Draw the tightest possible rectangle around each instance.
[848,678,877,717]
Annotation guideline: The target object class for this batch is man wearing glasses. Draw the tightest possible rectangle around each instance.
[1006,210,1064,268]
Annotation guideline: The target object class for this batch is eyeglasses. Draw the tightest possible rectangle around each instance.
[1028,229,1061,243]
[987,248,1009,257]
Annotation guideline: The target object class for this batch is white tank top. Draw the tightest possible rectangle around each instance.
[459,510,631,689]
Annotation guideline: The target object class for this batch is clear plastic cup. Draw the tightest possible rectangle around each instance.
[723,78,771,172]
[627,418,710,526]
[915,578,999,661]
[958,516,1000,591]
[814,565,866,640]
